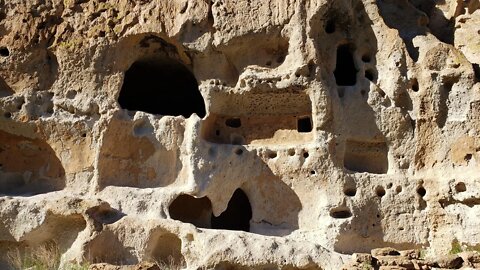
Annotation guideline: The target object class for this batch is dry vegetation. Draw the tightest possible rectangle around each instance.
[6,241,89,270]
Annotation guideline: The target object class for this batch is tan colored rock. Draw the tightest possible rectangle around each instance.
[372,247,401,257]
[435,254,464,269]
[0,0,480,270]
[455,10,480,65]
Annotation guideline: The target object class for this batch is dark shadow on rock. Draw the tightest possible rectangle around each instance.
[86,203,126,232]
[473,63,480,82]
[322,0,388,173]
[0,77,13,98]
[409,0,455,44]
[377,0,428,61]
[242,159,302,236]
[211,188,252,232]
[170,145,302,237]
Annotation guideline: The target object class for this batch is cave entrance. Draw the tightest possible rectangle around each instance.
[297,116,313,133]
[118,57,206,118]
[168,194,212,228]
[334,44,357,86]
[211,189,252,232]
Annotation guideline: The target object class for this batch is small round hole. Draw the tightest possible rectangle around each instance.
[267,151,277,159]
[376,186,386,197]
[360,89,366,96]
[399,227,404,231]
[234,148,243,155]
[225,118,241,128]
[4,112,11,118]
[362,54,371,62]
[288,149,295,156]
[344,187,356,197]
[396,186,402,193]
[455,182,466,193]
[215,130,220,136]
[464,154,472,161]
[81,133,87,138]
[387,183,393,189]
[417,186,426,197]
[303,151,309,158]
[310,170,316,175]
[0,47,10,57]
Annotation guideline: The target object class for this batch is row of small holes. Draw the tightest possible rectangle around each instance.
[266,149,310,159]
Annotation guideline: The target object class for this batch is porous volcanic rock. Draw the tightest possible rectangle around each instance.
[0,0,480,269]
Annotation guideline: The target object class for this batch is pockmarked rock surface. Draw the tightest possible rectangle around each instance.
[0,0,480,269]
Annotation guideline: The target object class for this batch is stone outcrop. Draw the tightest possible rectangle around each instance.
[1,0,480,269]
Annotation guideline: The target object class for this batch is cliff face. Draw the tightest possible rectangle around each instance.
[0,0,479,269]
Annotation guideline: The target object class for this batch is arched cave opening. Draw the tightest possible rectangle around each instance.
[211,189,252,232]
[334,44,357,86]
[118,57,206,118]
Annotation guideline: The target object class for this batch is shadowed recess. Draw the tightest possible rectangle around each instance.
[118,57,206,118]
[297,116,313,133]
[334,44,357,86]
[169,194,213,228]
[0,77,13,98]
[376,0,427,61]
[344,140,388,174]
[146,232,184,265]
[211,189,252,232]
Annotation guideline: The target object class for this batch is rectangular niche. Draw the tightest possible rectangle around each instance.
[344,140,388,174]
[202,92,313,146]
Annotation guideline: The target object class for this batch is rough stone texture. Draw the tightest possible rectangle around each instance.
[342,248,480,269]
[0,0,480,269]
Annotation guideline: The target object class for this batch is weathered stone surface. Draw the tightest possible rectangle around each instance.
[372,247,401,257]
[0,0,480,269]
[435,254,464,269]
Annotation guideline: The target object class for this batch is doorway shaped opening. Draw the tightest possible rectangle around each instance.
[118,57,206,118]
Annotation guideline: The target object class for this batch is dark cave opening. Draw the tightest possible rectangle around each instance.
[211,189,252,232]
[168,194,212,229]
[297,116,313,133]
[0,47,9,57]
[118,57,206,118]
[334,44,357,86]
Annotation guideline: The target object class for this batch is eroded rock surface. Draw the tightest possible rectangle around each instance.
[0,0,480,269]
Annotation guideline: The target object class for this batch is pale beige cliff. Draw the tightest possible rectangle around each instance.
[0,0,480,269]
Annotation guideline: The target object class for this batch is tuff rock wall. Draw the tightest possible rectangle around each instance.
[0,0,480,269]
